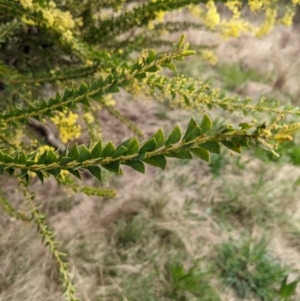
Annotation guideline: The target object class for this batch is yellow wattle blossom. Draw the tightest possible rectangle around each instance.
[21,16,36,26]
[292,0,300,4]
[274,133,293,142]
[36,145,55,158]
[256,7,277,37]
[147,21,155,30]
[200,50,218,65]
[102,94,116,107]
[225,1,242,19]
[204,1,220,29]
[17,0,76,44]
[221,19,252,38]
[278,122,300,135]
[279,6,295,26]
[248,0,263,11]
[83,112,95,124]
[188,5,203,18]
[19,0,33,8]
[50,111,82,143]
[155,10,165,23]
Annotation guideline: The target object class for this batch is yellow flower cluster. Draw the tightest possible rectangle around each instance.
[256,7,277,37]
[280,6,296,26]
[36,145,55,157]
[147,9,166,30]
[188,5,203,18]
[83,112,95,124]
[19,0,33,8]
[221,20,252,38]
[204,1,220,29]
[155,10,165,23]
[50,111,81,143]
[248,0,263,11]
[200,50,218,65]
[102,94,116,107]
[225,1,242,19]
[17,0,77,44]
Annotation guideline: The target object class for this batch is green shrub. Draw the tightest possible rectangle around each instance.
[215,237,298,300]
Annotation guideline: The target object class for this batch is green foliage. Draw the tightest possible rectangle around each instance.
[218,63,268,90]
[164,260,220,300]
[1,0,300,300]
[215,237,299,300]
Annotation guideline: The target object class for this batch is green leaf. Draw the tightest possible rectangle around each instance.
[165,126,182,147]
[102,160,122,174]
[22,172,29,186]
[60,157,73,165]
[78,145,91,162]
[91,140,102,158]
[106,85,119,93]
[134,72,146,79]
[79,82,88,93]
[20,169,28,179]
[18,152,28,165]
[127,137,140,155]
[190,148,210,163]
[183,118,197,141]
[164,62,176,72]
[200,114,212,133]
[26,160,37,167]
[46,150,58,165]
[68,144,79,160]
[221,141,241,153]
[67,168,82,180]
[102,141,116,158]
[123,160,145,174]
[199,141,220,154]
[113,146,128,158]
[148,49,156,63]
[153,128,165,148]
[35,171,44,184]
[165,149,193,159]
[47,168,61,178]
[87,166,102,181]
[232,136,250,147]
[117,138,132,149]
[184,126,202,142]
[133,152,146,161]
[143,155,167,170]
[5,168,14,176]
[139,138,157,153]
[147,65,160,72]
[239,122,252,129]
[183,95,190,105]
[37,151,47,164]
[280,276,298,298]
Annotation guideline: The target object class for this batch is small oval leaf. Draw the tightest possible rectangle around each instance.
[87,166,102,181]
[102,141,116,158]
[122,160,145,174]
[142,155,167,170]
[139,138,157,153]
[165,126,182,147]
[190,147,210,163]
[200,114,212,133]
[199,141,220,154]
[91,140,103,158]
